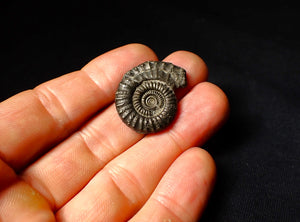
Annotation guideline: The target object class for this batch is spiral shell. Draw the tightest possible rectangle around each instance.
[115,61,187,134]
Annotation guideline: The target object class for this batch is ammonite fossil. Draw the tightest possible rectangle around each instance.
[115,61,187,134]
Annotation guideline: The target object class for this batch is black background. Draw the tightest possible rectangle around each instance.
[1,1,299,221]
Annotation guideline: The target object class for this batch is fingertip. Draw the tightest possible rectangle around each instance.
[124,43,158,61]
[170,81,229,148]
[163,50,209,85]
[82,43,158,80]
[182,147,217,187]
[198,82,230,127]
[172,147,216,218]
[130,147,216,222]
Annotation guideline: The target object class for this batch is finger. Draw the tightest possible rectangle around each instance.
[0,159,55,222]
[163,50,208,98]
[130,148,216,222]
[55,82,229,221]
[22,51,209,209]
[0,43,157,170]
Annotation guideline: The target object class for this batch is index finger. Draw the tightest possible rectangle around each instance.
[0,44,157,171]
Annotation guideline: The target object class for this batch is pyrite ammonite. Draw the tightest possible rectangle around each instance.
[115,61,187,134]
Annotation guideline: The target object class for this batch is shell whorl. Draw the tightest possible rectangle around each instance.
[115,61,187,134]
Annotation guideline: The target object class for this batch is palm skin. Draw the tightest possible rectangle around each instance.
[0,44,229,222]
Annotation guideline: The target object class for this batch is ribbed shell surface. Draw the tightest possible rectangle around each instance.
[115,61,186,134]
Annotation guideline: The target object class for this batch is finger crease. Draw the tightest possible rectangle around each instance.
[81,67,113,101]
[77,127,117,164]
[166,130,185,153]
[76,132,106,167]
[106,163,147,207]
[153,193,192,222]
[34,85,71,130]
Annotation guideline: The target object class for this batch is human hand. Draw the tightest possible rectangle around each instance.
[0,44,229,222]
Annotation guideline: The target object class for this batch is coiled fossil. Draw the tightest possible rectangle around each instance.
[115,61,187,134]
